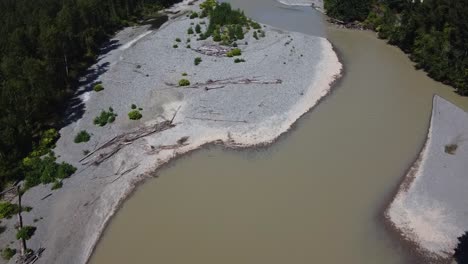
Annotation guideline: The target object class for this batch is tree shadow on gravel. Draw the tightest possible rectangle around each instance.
[61,39,121,127]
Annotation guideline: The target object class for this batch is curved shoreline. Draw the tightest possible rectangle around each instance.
[385,95,468,263]
[0,1,342,264]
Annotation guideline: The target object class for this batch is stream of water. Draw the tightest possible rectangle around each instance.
[89,1,468,263]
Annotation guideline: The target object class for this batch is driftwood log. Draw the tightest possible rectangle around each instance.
[80,119,177,166]
[165,77,282,90]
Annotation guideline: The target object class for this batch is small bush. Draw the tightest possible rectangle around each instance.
[195,24,201,34]
[232,42,238,47]
[93,84,104,92]
[187,27,194,34]
[194,57,202,65]
[251,21,261,29]
[445,144,458,155]
[226,48,242,57]
[173,44,178,48]
[93,108,117,126]
[51,181,62,190]
[186,44,191,48]
[74,130,90,143]
[182,72,188,76]
[186,38,191,43]
[175,38,181,42]
[234,58,246,63]
[190,12,199,19]
[131,104,137,109]
[16,226,36,240]
[1,247,16,260]
[128,110,142,120]
[179,79,191,86]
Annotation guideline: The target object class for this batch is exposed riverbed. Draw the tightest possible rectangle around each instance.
[89,2,468,263]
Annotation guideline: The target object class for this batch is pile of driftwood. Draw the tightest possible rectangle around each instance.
[193,44,232,57]
[80,119,176,166]
[166,76,282,91]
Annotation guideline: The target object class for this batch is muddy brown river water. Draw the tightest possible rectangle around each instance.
[89,1,468,264]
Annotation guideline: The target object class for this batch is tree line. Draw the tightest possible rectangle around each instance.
[0,0,180,189]
[324,0,468,96]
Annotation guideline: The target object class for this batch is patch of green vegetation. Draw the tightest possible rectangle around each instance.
[131,104,137,109]
[179,79,191,87]
[74,130,91,143]
[16,226,36,240]
[189,12,199,19]
[234,58,245,63]
[175,38,181,42]
[226,48,241,57]
[93,84,104,92]
[197,1,265,45]
[93,108,117,126]
[1,247,16,261]
[187,27,194,34]
[194,57,202,65]
[0,202,19,219]
[128,110,142,120]
[51,180,62,190]
[182,72,188,76]
[186,44,191,48]
[173,44,178,48]
[195,24,201,34]
[22,153,77,190]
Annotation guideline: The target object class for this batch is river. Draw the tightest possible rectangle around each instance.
[89,1,468,264]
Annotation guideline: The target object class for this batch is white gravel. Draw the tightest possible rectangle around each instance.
[0,1,341,264]
[276,0,324,12]
[386,95,468,261]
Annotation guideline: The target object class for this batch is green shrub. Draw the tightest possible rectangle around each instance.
[131,104,137,109]
[51,181,62,190]
[253,31,258,40]
[190,12,199,19]
[232,42,238,47]
[16,226,36,240]
[234,58,245,63]
[182,72,188,76]
[1,247,16,260]
[128,110,142,120]
[226,48,242,57]
[0,202,19,219]
[186,38,191,43]
[93,84,104,92]
[175,38,181,42]
[194,57,202,65]
[93,108,117,126]
[173,44,178,48]
[251,21,261,29]
[187,27,194,34]
[195,24,201,33]
[179,79,191,86]
[74,130,90,143]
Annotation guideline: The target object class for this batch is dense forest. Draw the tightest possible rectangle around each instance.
[0,0,180,189]
[324,0,468,96]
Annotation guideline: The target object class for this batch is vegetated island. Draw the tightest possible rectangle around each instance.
[386,95,468,263]
[0,0,341,263]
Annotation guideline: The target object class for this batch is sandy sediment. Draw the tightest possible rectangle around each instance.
[0,1,341,264]
[386,95,468,262]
